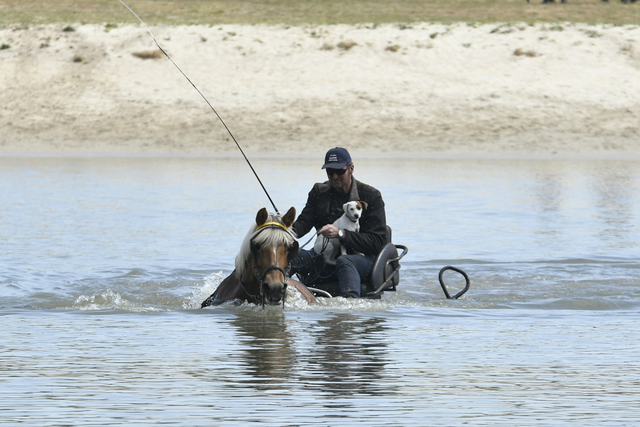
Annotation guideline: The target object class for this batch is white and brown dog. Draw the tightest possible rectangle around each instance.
[314,200,368,265]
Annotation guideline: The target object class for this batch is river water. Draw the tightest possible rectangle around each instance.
[1,156,639,426]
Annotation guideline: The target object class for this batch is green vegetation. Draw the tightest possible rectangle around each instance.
[0,0,638,26]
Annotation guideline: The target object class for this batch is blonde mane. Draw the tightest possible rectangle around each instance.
[235,212,295,279]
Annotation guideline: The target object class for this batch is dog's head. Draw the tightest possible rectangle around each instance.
[343,200,368,222]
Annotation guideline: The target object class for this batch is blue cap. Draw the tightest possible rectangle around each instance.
[322,147,352,169]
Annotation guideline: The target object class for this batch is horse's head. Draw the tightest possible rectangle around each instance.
[248,207,299,306]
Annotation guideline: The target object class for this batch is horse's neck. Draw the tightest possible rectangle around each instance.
[237,262,260,295]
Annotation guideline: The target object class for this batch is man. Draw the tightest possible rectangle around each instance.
[290,147,387,298]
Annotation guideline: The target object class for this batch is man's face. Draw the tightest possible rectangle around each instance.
[326,164,354,194]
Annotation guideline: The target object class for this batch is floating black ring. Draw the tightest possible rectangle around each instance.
[439,266,470,299]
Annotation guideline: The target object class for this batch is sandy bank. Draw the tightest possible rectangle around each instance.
[1,22,639,158]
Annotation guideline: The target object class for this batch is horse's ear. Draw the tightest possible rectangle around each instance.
[256,207,269,227]
[282,207,296,228]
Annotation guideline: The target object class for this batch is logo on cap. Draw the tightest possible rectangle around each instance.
[322,147,352,169]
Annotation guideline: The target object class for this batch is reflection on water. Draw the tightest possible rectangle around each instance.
[233,312,295,389]
[302,313,389,398]
[532,165,564,245]
[592,167,637,247]
[229,312,390,398]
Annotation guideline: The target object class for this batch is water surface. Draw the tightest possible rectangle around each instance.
[1,156,639,425]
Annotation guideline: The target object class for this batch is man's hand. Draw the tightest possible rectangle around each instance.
[318,224,343,240]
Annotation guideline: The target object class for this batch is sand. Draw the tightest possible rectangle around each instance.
[1,22,639,158]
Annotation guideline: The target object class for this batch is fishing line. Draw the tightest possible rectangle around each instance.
[117,0,280,214]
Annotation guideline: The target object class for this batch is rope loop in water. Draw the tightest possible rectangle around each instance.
[439,266,470,299]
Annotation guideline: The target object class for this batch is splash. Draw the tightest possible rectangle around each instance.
[184,271,227,310]
[73,289,160,312]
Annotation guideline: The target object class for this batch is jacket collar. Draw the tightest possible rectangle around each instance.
[319,177,360,201]
[348,177,360,201]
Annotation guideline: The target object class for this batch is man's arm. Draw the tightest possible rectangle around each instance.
[291,188,317,238]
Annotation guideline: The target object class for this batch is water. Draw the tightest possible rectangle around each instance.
[1,156,639,425]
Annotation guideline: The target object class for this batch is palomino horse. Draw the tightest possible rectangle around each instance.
[201,207,317,307]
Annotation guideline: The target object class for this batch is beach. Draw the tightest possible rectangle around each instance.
[1,22,639,157]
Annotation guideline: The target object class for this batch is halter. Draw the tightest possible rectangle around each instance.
[249,222,295,306]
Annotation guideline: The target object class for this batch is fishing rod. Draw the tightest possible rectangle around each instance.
[117,0,280,214]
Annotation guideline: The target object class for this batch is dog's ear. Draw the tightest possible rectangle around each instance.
[359,201,368,210]
[342,202,350,211]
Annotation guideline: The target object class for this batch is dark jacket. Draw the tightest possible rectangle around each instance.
[292,178,387,256]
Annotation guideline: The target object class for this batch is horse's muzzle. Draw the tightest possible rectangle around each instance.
[258,264,289,305]
[262,281,287,305]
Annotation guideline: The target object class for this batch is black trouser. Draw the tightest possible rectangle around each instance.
[290,249,375,298]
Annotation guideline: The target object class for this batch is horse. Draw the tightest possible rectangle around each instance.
[201,207,317,307]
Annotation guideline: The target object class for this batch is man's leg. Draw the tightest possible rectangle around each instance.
[335,254,375,298]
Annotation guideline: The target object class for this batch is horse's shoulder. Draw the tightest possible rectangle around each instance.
[214,270,243,298]
[201,270,243,307]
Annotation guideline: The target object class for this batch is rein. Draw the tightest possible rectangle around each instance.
[299,233,318,250]
[237,279,260,305]
[117,0,280,214]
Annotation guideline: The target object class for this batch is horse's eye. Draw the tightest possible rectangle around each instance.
[251,242,261,254]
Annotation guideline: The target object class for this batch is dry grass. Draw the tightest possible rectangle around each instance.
[337,40,357,50]
[514,48,539,57]
[0,0,639,26]
[132,50,163,60]
[621,43,635,54]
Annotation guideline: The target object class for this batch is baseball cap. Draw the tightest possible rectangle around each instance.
[321,147,352,169]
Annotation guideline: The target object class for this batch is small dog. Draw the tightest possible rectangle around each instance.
[314,200,368,265]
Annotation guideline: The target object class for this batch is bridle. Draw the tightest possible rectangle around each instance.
[249,222,296,306]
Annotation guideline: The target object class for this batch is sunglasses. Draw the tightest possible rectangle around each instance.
[326,168,348,176]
